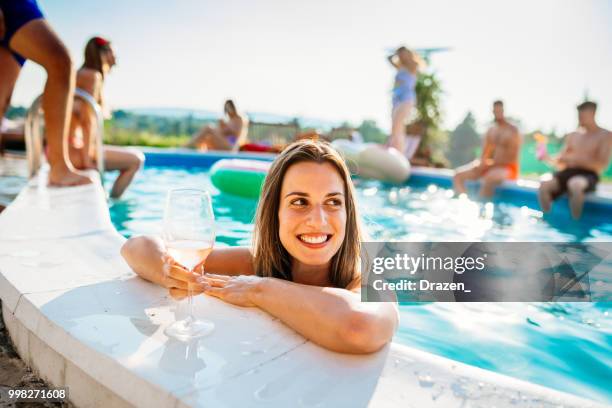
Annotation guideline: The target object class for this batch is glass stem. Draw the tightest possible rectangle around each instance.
[187,278,194,324]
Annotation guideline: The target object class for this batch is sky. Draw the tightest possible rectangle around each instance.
[10,0,612,134]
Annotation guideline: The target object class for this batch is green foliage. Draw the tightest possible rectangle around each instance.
[415,71,446,162]
[102,110,214,147]
[103,124,190,147]
[447,112,481,167]
[415,72,443,130]
[357,120,387,143]
[111,111,213,136]
[103,119,191,147]
[426,127,450,167]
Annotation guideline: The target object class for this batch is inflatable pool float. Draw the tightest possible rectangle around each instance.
[239,143,282,153]
[332,139,410,183]
[210,159,271,199]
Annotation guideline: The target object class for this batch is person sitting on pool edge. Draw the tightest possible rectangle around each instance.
[121,140,399,354]
[453,100,521,198]
[185,99,248,152]
[538,101,612,220]
[69,37,145,199]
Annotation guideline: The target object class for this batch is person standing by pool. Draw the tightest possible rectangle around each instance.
[538,101,612,220]
[0,0,92,187]
[186,100,248,152]
[121,140,398,354]
[68,37,144,198]
[387,46,424,157]
[453,100,521,198]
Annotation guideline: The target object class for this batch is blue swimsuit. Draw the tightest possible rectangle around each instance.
[392,69,416,108]
[0,0,44,66]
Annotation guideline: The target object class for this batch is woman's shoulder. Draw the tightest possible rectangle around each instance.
[78,67,103,80]
[345,273,361,292]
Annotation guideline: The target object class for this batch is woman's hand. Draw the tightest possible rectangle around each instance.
[199,273,263,307]
[161,254,205,300]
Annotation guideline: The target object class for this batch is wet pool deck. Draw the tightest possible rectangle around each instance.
[0,156,608,407]
[0,153,28,211]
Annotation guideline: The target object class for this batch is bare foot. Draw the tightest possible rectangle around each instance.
[48,166,93,187]
[538,188,552,213]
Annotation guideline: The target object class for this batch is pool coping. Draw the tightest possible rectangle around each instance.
[140,148,612,211]
[408,165,612,205]
[0,161,607,407]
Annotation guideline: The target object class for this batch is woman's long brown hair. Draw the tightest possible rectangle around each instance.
[82,37,111,78]
[252,139,361,288]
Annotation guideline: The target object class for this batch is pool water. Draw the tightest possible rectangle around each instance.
[106,165,612,404]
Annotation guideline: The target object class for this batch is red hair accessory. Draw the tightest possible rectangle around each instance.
[94,37,110,47]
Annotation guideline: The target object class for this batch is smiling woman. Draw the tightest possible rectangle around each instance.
[121,140,399,354]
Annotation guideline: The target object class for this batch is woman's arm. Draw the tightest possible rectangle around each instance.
[387,54,400,68]
[200,274,399,354]
[120,236,254,298]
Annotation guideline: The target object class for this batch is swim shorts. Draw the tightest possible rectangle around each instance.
[491,162,519,180]
[551,167,599,200]
[0,0,44,66]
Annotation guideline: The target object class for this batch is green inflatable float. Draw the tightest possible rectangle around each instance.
[210,159,271,199]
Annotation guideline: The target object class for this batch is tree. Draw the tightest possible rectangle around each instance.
[447,112,481,167]
[357,120,387,143]
[186,113,196,135]
[414,71,447,163]
[415,72,442,132]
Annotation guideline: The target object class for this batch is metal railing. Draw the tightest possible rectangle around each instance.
[24,88,105,180]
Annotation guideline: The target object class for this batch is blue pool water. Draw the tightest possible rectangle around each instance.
[106,157,612,404]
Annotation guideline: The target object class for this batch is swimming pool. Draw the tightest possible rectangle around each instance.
[106,152,612,404]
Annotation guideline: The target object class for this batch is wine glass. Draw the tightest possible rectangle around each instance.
[163,188,216,340]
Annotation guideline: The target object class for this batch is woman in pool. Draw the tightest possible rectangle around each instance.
[387,46,424,157]
[186,99,248,152]
[121,140,398,354]
[69,36,144,198]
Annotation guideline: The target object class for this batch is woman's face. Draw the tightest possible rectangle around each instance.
[278,161,347,269]
[102,48,116,69]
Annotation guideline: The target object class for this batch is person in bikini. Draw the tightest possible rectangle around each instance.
[387,46,425,158]
[453,100,521,198]
[186,99,247,152]
[69,37,144,198]
[538,101,612,220]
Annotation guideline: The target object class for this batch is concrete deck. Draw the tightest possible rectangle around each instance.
[0,166,607,407]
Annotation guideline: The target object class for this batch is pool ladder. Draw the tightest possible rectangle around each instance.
[24,88,105,183]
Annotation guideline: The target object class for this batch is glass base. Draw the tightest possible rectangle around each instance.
[164,317,215,341]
